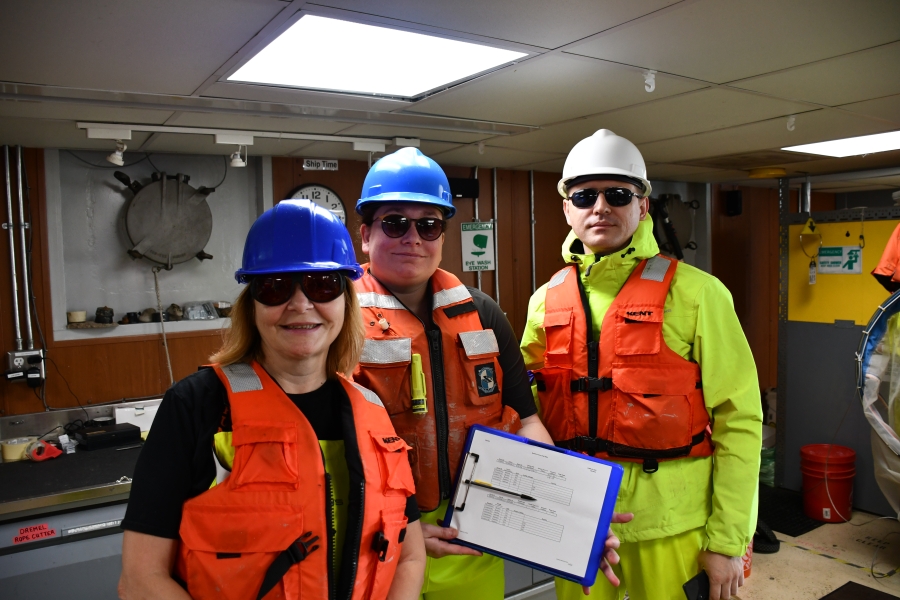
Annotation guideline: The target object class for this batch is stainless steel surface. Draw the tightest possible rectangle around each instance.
[0,479,131,521]
[4,146,22,351]
[493,167,500,306]
[0,501,126,550]
[15,147,33,350]
[505,581,555,600]
[529,170,536,294]
[0,397,161,443]
[800,180,812,214]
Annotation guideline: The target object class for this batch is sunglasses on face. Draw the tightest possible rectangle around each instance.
[374,215,446,241]
[249,272,346,306]
[568,187,642,209]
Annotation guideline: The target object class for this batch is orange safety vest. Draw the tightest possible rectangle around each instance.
[535,255,713,473]
[176,361,416,600]
[353,268,521,512]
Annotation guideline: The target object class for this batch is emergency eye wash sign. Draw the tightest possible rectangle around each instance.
[461,222,495,272]
[817,246,863,274]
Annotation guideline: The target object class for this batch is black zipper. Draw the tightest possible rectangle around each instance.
[427,330,451,499]
[324,462,336,600]
[368,273,451,505]
[343,481,365,600]
[575,273,599,438]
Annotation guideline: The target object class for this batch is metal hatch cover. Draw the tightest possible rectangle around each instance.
[122,171,214,268]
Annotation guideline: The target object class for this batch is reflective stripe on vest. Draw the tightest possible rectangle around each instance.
[353,267,520,512]
[536,255,713,472]
[176,362,415,600]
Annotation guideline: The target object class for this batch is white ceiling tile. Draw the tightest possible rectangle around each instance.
[0,0,286,95]
[578,88,814,144]
[313,0,679,49]
[164,112,350,135]
[730,42,900,107]
[638,109,895,163]
[427,144,564,169]
[0,100,174,125]
[649,164,726,180]
[568,0,900,83]
[838,94,900,124]
[336,124,489,144]
[0,117,151,151]
[489,88,814,154]
[201,82,408,113]
[407,54,705,125]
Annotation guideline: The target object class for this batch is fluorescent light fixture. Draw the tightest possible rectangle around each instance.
[228,15,527,98]
[783,130,900,158]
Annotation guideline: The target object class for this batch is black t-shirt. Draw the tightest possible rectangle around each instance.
[467,287,538,421]
[122,369,419,539]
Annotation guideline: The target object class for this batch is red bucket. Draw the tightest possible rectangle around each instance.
[800,444,856,522]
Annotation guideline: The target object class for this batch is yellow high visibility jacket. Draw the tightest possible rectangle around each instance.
[521,217,762,558]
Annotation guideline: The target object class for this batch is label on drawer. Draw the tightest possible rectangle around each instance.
[13,522,57,544]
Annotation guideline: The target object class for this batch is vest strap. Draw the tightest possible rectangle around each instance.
[570,377,612,392]
[256,531,320,600]
[556,431,708,474]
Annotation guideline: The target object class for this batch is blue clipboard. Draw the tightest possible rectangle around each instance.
[441,424,624,588]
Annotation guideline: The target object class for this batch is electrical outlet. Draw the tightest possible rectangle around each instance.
[6,349,45,383]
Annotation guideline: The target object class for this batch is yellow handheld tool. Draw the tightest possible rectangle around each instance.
[411,353,427,415]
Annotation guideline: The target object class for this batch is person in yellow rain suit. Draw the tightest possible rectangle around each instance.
[521,130,762,600]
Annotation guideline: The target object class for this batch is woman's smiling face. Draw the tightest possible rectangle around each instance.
[254,279,345,365]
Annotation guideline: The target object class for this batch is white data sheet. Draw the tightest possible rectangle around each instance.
[447,428,615,577]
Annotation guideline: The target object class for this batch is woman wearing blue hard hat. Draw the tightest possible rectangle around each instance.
[119,199,425,600]
[351,148,558,600]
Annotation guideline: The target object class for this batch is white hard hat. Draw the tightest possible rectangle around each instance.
[557,129,652,198]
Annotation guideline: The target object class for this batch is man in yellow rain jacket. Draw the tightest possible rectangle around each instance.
[521,130,762,600]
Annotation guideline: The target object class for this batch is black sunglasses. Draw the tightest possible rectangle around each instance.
[249,272,346,306]
[375,215,445,241]
[568,187,642,209]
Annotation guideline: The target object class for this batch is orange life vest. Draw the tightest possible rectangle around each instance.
[353,268,521,512]
[175,361,416,600]
[535,255,713,473]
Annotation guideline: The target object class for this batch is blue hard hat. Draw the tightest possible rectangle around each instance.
[235,199,363,283]
[356,147,456,218]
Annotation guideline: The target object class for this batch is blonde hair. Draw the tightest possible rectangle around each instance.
[210,277,365,378]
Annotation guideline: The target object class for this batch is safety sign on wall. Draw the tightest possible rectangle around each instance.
[461,222,494,272]
[817,246,863,274]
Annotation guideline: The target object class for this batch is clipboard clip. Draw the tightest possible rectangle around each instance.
[453,452,479,512]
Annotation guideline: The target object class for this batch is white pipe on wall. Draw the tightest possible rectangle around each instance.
[493,168,500,307]
[16,147,34,349]
[4,146,23,350]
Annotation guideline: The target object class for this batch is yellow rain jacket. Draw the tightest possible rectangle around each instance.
[521,217,762,558]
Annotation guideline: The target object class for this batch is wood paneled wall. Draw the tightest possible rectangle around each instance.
[4,150,805,416]
[0,149,232,417]
[710,185,835,391]
[271,158,571,338]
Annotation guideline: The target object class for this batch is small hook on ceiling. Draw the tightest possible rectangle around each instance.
[787,115,796,131]
[643,70,656,93]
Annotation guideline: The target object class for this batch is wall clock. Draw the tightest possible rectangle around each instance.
[290,184,347,224]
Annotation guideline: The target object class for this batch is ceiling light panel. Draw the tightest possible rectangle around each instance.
[227,15,528,99]
[783,130,900,157]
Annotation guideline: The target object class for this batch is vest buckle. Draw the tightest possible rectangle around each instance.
[372,531,390,562]
[570,377,612,392]
[642,458,659,474]
[287,531,320,564]
[569,436,607,454]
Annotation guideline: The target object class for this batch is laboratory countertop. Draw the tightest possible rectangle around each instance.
[0,444,141,522]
